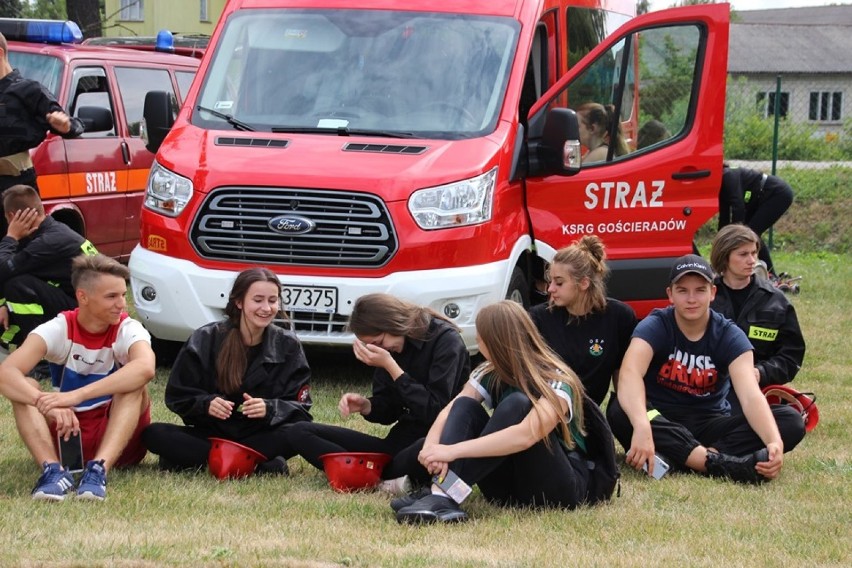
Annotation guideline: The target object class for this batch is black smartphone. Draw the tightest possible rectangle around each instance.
[58,432,84,473]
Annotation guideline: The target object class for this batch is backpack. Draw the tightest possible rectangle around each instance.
[578,393,620,505]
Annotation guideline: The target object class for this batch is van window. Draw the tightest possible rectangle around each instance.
[114,67,178,136]
[176,70,195,101]
[69,67,117,138]
[194,9,519,139]
[566,7,631,69]
[7,52,63,96]
[552,23,701,164]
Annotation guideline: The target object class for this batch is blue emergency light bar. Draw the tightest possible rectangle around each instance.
[0,18,83,45]
[155,29,175,53]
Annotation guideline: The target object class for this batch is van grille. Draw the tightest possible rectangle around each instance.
[190,187,397,267]
[276,312,350,336]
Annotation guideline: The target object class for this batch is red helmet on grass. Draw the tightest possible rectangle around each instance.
[208,438,268,480]
[762,385,819,433]
[319,452,392,492]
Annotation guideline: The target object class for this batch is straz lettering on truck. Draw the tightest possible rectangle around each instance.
[85,172,118,194]
[584,180,665,209]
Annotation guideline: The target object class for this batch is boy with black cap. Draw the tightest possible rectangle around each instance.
[605,254,805,483]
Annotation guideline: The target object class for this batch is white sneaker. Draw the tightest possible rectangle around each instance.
[377,475,412,495]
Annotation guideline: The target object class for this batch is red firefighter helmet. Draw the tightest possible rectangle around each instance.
[207,438,267,480]
[762,385,819,433]
[319,452,392,492]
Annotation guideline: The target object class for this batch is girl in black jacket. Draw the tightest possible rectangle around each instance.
[710,224,806,402]
[142,267,313,473]
[288,293,470,481]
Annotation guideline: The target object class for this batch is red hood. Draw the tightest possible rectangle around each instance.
[157,122,512,202]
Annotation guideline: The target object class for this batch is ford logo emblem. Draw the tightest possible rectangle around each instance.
[268,215,315,235]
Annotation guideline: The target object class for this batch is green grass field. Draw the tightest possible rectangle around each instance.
[0,251,849,567]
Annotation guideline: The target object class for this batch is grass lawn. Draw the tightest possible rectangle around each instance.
[0,250,849,567]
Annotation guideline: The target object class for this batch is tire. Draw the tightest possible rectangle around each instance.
[505,267,530,309]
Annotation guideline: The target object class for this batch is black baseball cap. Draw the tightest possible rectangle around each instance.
[669,254,714,284]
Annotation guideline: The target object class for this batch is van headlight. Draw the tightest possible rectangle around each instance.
[408,168,496,230]
[144,161,193,217]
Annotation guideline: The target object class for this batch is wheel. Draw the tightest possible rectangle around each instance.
[506,267,530,309]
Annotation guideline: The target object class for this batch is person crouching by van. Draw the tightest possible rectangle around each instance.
[709,224,805,410]
[0,254,155,501]
[393,301,592,524]
[605,254,805,484]
[0,185,98,357]
[142,268,313,475]
[287,293,470,485]
[0,33,83,200]
[530,235,637,406]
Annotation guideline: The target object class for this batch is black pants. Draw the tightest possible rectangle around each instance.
[745,179,794,273]
[141,422,301,470]
[606,396,805,469]
[401,393,588,508]
[287,421,422,479]
[2,274,77,347]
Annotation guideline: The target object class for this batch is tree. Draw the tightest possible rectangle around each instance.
[66,0,102,38]
[22,0,67,19]
[0,0,22,18]
[636,0,651,15]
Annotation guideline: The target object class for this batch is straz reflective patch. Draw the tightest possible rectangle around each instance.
[748,326,778,341]
[147,235,167,252]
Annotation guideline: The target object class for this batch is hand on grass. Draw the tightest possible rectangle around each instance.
[626,423,655,474]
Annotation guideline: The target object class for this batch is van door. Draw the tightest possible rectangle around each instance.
[525,5,729,317]
[63,65,128,259]
[113,65,185,258]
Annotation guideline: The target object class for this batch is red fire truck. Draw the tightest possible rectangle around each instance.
[1,19,199,261]
[132,0,730,351]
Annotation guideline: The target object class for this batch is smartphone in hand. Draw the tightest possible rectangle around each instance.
[642,454,671,480]
[58,432,84,473]
[432,470,472,503]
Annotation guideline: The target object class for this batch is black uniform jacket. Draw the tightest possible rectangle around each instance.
[0,69,84,156]
[366,317,470,438]
[165,321,313,439]
[712,276,805,387]
[0,216,89,297]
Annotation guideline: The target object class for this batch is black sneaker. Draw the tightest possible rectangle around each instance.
[705,448,770,484]
[256,456,289,476]
[390,486,431,512]
[396,494,468,524]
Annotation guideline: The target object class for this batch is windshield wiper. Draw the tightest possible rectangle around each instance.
[271,126,416,138]
[196,105,255,132]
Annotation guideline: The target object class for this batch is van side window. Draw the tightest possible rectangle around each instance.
[114,67,178,136]
[176,71,195,102]
[519,20,552,125]
[69,67,117,138]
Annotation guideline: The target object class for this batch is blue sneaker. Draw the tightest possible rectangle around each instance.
[32,462,75,501]
[77,459,107,501]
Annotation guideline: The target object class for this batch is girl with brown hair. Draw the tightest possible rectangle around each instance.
[287,293,469,480]
[142,267,313,473]
[394,300,591,524]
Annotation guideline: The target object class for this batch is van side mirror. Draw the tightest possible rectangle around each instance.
[142,91,175,153]
[76,106,113,133]
[539,108,581,175]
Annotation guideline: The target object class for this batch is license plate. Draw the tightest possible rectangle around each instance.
[281,285,337,313]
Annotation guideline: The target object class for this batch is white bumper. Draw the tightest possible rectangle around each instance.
[129,246,516,351]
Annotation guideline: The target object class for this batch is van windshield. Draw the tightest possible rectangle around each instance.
[194,9,519,139]
[7,51,63,97]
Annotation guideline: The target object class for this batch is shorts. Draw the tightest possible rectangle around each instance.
[50,400,151,468]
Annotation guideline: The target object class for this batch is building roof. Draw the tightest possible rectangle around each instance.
[728,23,852,74]
[735,4,852,26]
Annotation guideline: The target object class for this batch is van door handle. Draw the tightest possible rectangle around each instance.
[121,141,131,165]
[672,169,710,180]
